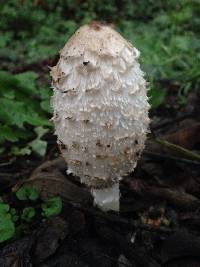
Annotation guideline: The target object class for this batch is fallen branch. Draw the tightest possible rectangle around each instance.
[145,185,200,210]
[155,139,200,161]
[144,150,200,165]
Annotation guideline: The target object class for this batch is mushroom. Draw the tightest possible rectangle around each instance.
[50,22,150,211]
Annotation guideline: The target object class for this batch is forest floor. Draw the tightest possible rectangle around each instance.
[0,72,200,267]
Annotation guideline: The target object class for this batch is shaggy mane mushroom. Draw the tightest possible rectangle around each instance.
[50,22,150,211]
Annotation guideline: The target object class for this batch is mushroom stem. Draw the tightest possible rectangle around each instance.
[91,183,120,212]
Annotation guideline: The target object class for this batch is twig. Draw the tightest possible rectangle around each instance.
[0,157,16,167]
[144,150,200,165]
[155,139,200,161]
[145,185,200,210]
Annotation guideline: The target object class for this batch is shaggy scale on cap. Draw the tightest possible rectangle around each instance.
[50,22,150,211]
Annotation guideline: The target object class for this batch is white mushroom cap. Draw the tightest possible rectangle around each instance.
[51,22,150,210]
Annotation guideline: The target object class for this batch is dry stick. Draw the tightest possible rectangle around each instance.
[125,176,200,210]
[144,150,200,165]
[155,139,200,161]
[145,185,200,210]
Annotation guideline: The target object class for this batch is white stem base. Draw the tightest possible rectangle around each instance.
[91,183,120,212]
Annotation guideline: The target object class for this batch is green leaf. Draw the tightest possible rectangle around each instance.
[0,201,15,243]
[0,125,30,144]
[0,71,19,92]
[173,6,193,24]
[12,215,19,222]
[15,71,38,96]
[0,147,5,154]
[10,208,19,222]
[0,98,26,128]
[42,197,62,218]
[0,213,15,243]
[171,35,191,51]
[21,207,35,222]
[0,202,10,214]
[34,126,49,139]
[11,146,32,156]
[16,185,39,201]
[0,125,19,143]
[29,139,47,156]
[41,99,52,113]
[0,97,51,128]
[26,113,51,127]
[27,126,49,156]
[0,70,51,156]
[10,208,16,215]
[3,90,15,99]
[39,86,51,100]
[148,86,166,109]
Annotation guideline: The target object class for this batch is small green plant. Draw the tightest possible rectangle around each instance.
[42,197,62,218]
[16,185,39,201]
[0,186,63,243]
[0,201,15,243]
[21,207,36,222]
[10,208,19,222]
[148,86,166,109]
[0,71,52,156]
